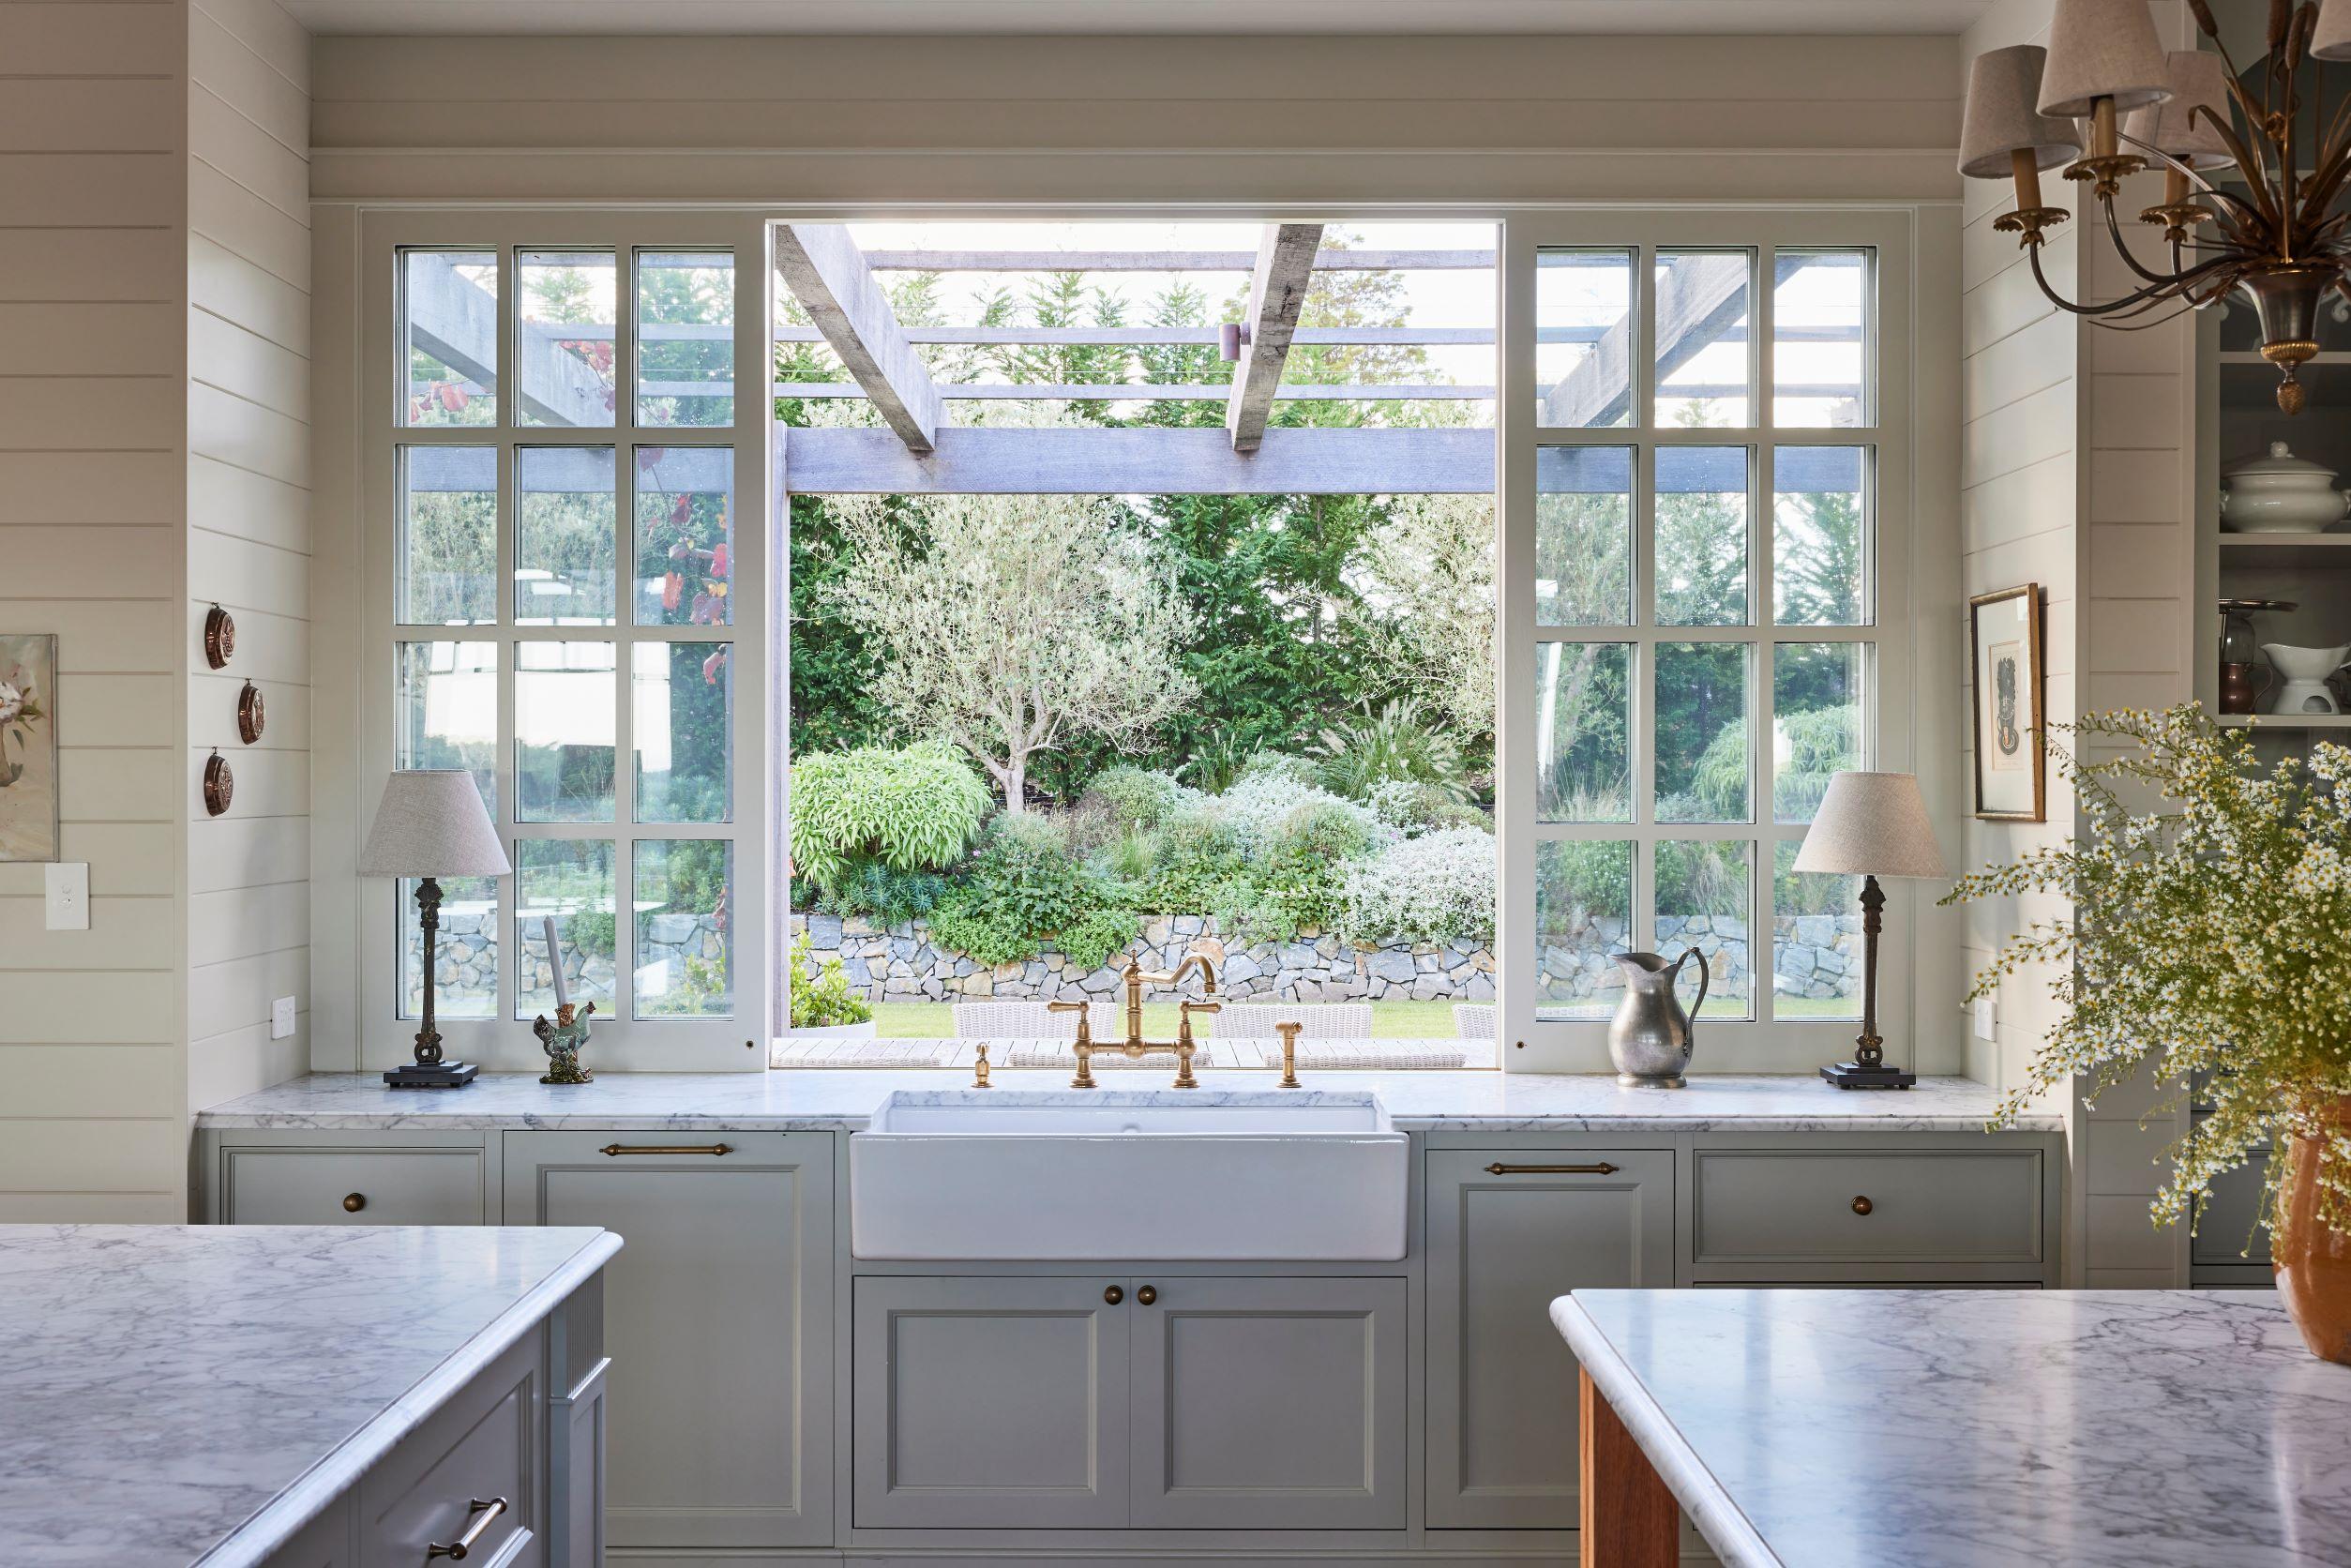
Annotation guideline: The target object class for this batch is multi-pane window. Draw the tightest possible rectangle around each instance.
[393,246,741,1031]
[1525,241,1878,1032]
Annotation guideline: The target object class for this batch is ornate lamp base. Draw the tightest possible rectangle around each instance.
[1819,876,1914,1090]
[1820,1059,1915,1091]
[385,1059,480,1089]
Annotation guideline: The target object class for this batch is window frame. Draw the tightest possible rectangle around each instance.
[1499,208,1917,1073]
[358,210,772,1072]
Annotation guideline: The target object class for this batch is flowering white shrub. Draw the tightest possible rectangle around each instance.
[1207,771,1380,859]
[1342,827,1495,946]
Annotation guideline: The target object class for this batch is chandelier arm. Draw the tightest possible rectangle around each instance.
[2101,194,2189,287]
[2207,92,2280,225]
[2093,298,2208,333]
[2026,244,2243,317]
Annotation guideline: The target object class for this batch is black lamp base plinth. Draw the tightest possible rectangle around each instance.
[1820,1060,1914,1091]
[384,1060,479,1089]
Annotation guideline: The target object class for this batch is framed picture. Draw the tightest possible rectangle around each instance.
[0,633,59,862]
[1968,585,2044,822]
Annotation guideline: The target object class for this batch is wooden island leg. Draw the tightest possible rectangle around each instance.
[1580,1366,1679,1568]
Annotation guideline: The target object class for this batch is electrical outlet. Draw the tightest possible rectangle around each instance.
[1972,995,1997,1042]
[44,863,88,931]
[271,996,297,1040]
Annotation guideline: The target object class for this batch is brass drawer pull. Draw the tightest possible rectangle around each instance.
[341,1192,366,1213]
[1104,1285,1123,1305]
[428,1496,508,1560]
[1484,1161,1620,1176]
[598,1142,732,1157]
[1851,1195,1875,1215]
[1137,1284,1158,1305]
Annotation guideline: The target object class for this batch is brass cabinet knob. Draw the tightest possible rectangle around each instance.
[1851,1195,1874,1216]
[1103,1285,1123,1305]
[342,1193,366,1214]
[1137,1284,1158,1305]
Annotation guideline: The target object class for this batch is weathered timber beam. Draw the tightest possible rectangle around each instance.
[774,223,944,454]
[856,247,1493,272]
[1226,223,1324,454]
[773,382,1492,401]
[777,426,1492,496]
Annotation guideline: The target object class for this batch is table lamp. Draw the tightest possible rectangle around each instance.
[1792,771,1948,1090]
[362,770,509,1089]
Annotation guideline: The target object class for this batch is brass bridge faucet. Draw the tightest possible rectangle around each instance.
[1051,937,1224,1089]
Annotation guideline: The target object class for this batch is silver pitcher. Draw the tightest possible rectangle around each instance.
[1607,948,1709,1088]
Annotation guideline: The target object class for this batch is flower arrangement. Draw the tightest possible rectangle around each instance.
[0,652,47,790]
[1944,703,2351,1235]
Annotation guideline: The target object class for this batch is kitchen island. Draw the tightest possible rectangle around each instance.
[1553,1287,2351,1567]
[0,1224,617,1568]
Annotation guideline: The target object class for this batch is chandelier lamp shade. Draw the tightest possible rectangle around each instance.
[1959,0,2351,415]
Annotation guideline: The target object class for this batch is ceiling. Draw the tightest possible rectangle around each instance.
[281,0,1996,36]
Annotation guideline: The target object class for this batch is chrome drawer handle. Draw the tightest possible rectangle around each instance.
[599,1142,731,1157]
[1484,1161,1620,1176]
[427,1496,507,1560]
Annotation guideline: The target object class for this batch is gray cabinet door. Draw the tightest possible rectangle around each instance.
[221,1148,487,1226]
[852,1275,1131,1530]
[503,1130,833,1553]
[1130,1275,1408,1530]
[1424,1149,1674,1530]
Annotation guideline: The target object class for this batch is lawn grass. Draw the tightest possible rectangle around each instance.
[872,998,1471,1040]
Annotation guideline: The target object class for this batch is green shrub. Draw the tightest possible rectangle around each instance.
[565,908,615,959]
[1368,778,1488,836]
[1102,827,1161,883]
[816,861,948,927]
[1143,809,1249,913]
[789,933,872,1029]
[790,742,992,898]
[1342,828,1496,946]
[1084,765,1188,831]
[1771,703,1861,822]
[927,814,1134,969]
[1312,698,1471,805]
[1057,907,1142,971]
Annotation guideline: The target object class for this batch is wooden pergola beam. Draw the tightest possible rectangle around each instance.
[857,247,1490,272]
[1226,223,1324,454]
[774,223,944,454]
[778,426,1492,496]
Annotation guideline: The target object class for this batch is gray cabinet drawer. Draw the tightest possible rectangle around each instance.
[1693,1149,2044,1275]
[2193,1146,2272,1270]
[359,1333,540,1568]
[222,1148,488,1227]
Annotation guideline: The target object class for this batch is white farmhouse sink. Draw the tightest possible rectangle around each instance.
[849,1089,1409,1260]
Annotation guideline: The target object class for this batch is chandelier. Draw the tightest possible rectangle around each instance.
[1961,0,2351,415]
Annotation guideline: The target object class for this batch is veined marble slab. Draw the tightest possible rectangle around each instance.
[1554,1289,2351,1568]
[193,1066,2056,1133]
[0,1224,619,1568]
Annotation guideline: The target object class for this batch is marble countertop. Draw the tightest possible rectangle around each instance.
[194,1067,2056,1133]
[0,1224,620,1568]
[1553,1289,2351,1568]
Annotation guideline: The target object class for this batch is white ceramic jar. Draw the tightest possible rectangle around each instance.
[2221,442,2351,533]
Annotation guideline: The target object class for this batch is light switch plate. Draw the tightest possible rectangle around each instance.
[44,863,88,930]
[1972,995,1997,1041]
[271,996,297,1039]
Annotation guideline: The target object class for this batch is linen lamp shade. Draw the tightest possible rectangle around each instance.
[2316,0,2351,63]
[2122,51,2234,169]
[360,771,509,879]
[1793,772,1948,881]
[2038,0,2173,117]
[1959,45,2084,178]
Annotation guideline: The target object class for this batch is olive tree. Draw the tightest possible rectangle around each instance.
[825,491,1197,812]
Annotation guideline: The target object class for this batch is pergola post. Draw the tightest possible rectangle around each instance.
[775,223,945,454]
[1226,223,1324,453]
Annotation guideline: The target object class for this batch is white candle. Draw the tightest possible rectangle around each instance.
[544,915,568,1007]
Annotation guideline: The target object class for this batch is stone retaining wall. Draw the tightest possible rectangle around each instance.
[401,902,723,1014]
[790,912,1496,1003]
[1531,912,1863,1010]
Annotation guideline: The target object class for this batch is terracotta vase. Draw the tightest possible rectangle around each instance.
[2272,1098,2351,1364]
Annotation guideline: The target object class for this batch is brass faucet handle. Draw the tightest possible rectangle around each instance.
[1274,1020,1303,1089]
[972,1043,992,1090]
[1049,1000,1098,1088]
[1180,998,1222,1017]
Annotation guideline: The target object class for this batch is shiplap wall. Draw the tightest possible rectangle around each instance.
[1957,0,2201,1286]
[185,0,312,1114]
[305,32,1965,204]
[0,0,190,1220]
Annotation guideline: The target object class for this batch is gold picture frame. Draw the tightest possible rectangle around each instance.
[0,633,60,862]
[1968,583,2045,822]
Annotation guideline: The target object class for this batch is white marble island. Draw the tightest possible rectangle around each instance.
[1554,1288,2351,1567]
[0,1224,619,1568]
